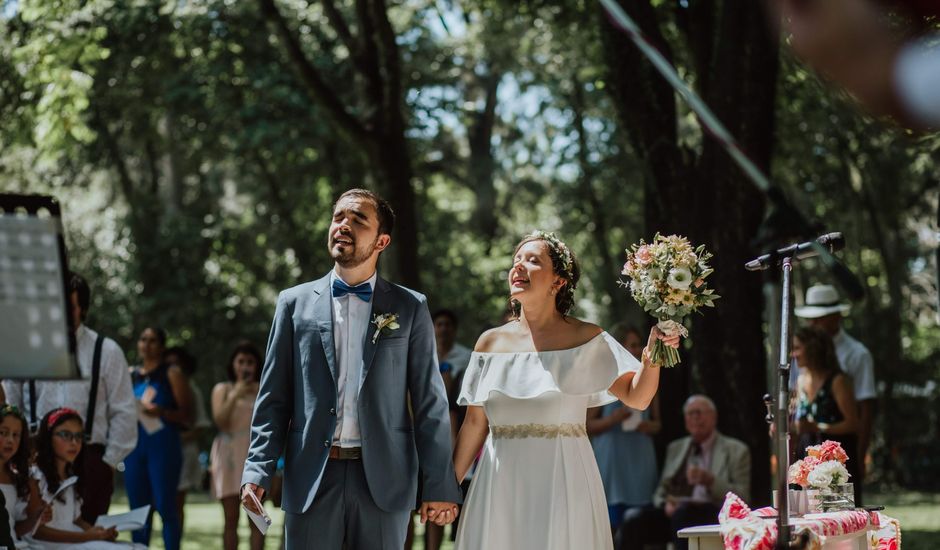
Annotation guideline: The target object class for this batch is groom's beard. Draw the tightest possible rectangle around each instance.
[329,234,379,268]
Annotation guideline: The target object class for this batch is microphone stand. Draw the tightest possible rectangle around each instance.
[773,256,794,550]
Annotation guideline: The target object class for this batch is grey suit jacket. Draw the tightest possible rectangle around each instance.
[653,432,751,507]
[242,274,462,513]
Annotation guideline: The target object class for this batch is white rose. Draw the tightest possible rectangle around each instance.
[807,460,849,489]
[667,267,693,290]
[807,468,832,488]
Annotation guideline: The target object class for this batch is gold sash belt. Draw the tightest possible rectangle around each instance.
[490,422,587,439]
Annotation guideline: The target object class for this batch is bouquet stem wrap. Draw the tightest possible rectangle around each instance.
[652,320,689,367]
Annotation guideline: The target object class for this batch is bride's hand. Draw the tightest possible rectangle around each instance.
[648,326,681,351]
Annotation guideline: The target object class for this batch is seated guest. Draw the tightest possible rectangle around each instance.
[617,395,750,550]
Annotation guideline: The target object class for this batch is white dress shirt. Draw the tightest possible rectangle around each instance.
[330,271,377,448]
[2,324,138,467]
[833,329,876,402]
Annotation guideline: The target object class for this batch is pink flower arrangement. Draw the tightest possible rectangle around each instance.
[806,440,849,464]
[788,440,849,488]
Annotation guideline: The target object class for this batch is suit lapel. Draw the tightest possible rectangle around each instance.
[313,275,338,385]
[709,434,728,476]
[361,277,393,386]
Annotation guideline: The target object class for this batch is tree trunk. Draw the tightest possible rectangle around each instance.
[599,0,778,505]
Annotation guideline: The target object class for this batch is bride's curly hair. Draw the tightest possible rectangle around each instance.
[509,231,581,318]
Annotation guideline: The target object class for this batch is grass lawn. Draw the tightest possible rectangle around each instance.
[869,489,940,550]
[109,490,454,550]
[109,488,937,549]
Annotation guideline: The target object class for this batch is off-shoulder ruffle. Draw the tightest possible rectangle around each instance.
[457,331,640,408]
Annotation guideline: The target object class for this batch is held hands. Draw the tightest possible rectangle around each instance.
[420,501,459,526]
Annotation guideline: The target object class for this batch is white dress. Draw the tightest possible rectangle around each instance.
[453,331,640,550]
[27,467,143,549]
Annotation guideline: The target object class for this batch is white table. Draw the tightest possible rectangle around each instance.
[677,522,872,550]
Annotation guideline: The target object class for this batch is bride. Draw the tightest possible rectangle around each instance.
[451,231,679,550]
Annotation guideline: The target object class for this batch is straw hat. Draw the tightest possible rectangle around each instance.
[794,284,851,318]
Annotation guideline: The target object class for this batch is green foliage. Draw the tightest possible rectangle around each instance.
[2,0,939,488]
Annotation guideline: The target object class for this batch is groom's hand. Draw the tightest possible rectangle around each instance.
[241,483,266,515]
[420,501,459,526]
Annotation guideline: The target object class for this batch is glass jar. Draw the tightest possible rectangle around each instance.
[806,483,855,513]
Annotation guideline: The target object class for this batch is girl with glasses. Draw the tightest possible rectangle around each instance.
[26,407,141,548]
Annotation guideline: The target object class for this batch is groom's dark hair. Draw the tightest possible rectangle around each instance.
[335,188,395,236]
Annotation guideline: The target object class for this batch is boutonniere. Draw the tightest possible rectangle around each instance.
[371,312,400,344]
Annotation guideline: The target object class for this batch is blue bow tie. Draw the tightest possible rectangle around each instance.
[332,279,373,302]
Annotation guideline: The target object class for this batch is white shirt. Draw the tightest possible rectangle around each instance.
[2,324,138,467]
[833,329,877,401]
[443,342,472,377]
[330,271,377,448]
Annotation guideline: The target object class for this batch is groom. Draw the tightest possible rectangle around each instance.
[241,189,461,549]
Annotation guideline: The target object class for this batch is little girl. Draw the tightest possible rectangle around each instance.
[27,407,141,549]
[0,404,48,548]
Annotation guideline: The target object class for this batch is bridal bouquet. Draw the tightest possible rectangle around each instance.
[620,234,718,367]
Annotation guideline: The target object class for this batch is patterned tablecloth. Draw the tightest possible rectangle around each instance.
[717,492,902,550]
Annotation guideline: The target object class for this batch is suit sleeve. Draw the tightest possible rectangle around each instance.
[242,291,295,492]
[710,439,751,503]
[407,295,462,504]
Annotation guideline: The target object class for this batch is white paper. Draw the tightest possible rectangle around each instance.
[51,475,78,500]
[96,504,151,531]
[242,490,271,536]
[620,408,642,431]
[137,401,164,435]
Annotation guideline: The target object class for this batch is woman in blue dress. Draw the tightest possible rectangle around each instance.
[124,327,192,550]
[587,325,661,532]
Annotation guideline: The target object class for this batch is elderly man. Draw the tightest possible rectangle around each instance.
[794,284,876,504]
[617,395,750,550]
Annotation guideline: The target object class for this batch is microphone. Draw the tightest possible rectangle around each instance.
[745,232,845,271]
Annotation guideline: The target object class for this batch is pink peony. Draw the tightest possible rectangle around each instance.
[807,440,849,464]
[635,245,653,265]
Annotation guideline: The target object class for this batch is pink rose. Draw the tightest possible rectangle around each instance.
[635,245,652,265]
[622,261,635,275]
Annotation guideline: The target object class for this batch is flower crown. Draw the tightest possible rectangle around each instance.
[0,404,22,417]
[529,230,576,288]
